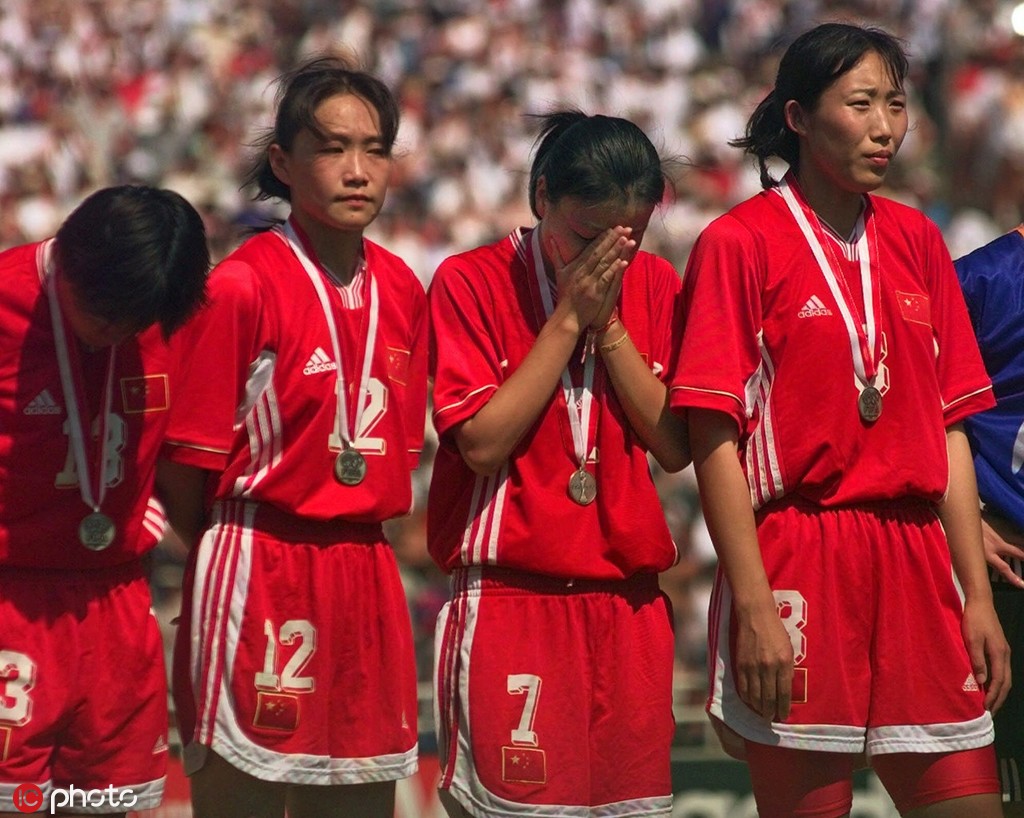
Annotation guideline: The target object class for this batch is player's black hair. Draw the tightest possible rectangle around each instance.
[246,55,400,202]
[732,22,909,189]
[54,185,210,337]
[527,110,667,219]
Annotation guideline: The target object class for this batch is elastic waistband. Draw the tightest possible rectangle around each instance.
[0,559,145,586]
[757,495,936,522]
[215,500,386,546]
[451,565,660,597]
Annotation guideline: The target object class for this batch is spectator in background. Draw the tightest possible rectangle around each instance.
[0,185,209,814]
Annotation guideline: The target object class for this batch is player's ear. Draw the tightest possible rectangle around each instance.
[268,144,291,187]
[535,176,549,219]
[784,100,808,137]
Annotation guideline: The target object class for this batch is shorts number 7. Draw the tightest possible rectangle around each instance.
[506,673,541,747]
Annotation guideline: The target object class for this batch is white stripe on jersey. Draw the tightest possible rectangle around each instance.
[746,344,784,509]
[820,219,862,263]
[459,464,510,565]
[143,496,168,541]
[337,265,366,310]
[510,228,529,265]
[486,466,510,564]
[234,380,283,498]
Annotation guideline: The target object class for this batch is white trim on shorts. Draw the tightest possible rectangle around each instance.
[184,500,417,785]
[435,567,672,818]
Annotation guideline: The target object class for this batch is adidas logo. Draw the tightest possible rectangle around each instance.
[152,734,169,754]
[798,295,833,318]
[303,347,337,375]
[24,389,62,415]
[962,673,980,692]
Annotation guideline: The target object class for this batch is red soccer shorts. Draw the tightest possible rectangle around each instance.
[707,499,994,756]
[173,500,418,785]
[435,566,675,817]
[0,562,167,812]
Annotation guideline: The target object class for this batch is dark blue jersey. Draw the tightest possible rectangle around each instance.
[956,227,1024,534]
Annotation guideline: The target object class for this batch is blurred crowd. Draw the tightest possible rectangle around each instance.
[6,0,1024,682]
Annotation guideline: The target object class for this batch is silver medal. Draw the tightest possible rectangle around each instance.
[79,511,116,551]
[858,385,882,423]
[334,448,367,486]
[567,468,597,506]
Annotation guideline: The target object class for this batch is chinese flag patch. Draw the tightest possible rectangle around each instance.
[387,347,411,386]
[501,746,547,784]
[896,291,930,326]
[253,692,300,732]
[120,375,169,414]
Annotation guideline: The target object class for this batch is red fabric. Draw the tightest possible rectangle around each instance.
[173,499,418,784]
[0,240,177,568]
[672,182,994,509]
[434,566,674,813]
[0,567,167,797]
[164,225,428,521]
[708,500,993,754]
[427,227,682,579]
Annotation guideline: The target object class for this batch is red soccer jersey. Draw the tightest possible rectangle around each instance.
[428,227,682,579]
[0,241,174,568]
[164,224,427,522]
[671,182,994,508]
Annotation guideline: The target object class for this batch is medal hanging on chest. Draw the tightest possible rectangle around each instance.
[779,178,884,424]
[334,447,368,486]
[529,229,599,505]
[281,221,378,487]
[45,246,119,550]
[568,467,597,505]
[79,511,117,551]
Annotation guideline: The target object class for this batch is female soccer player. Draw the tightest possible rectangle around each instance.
[428,110,689,817]
[159,57,426,818]
[0,185,208,816]
[673,22,1009,818]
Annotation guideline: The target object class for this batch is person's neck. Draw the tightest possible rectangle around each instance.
[793,169,865,239]
[290,214,363,286]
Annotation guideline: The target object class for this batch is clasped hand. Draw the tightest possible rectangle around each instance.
[548,226,636,333]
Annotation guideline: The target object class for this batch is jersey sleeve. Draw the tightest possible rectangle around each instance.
[428,254,505,439]
[642,254,685,385]
[163,258,263,470]
[670,213,765,434]
[922,218,995,425]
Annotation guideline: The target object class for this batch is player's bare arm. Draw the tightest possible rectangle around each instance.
[940,424,1012,712]
[690,407,794,721]
[454,228,633,475]
[596,317,689,472]
[155,457,209,549]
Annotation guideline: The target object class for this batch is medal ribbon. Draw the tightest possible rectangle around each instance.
[529,228,596,472]
[778,177,881,387]
[280,220,379,453]
[43,242,116,515]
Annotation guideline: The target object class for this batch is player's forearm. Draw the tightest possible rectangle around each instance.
[939,424,996,604]
[455,307,581,475]
[599,328,689,471]
[155,457,209,549]
[689,408,772,613]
